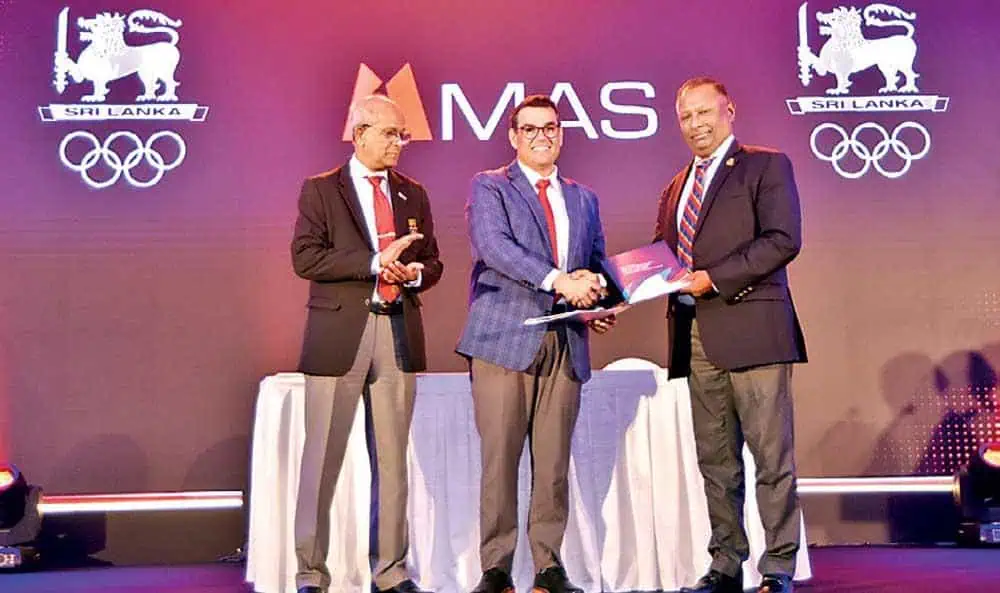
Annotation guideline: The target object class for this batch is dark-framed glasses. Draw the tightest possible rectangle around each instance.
[517,123,560,140]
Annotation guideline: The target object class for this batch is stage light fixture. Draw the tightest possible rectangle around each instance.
[954,442,1000,545]
[0,463,43,569]
[0,465,28,527]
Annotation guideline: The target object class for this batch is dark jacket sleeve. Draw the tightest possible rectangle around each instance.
[705,153,802,300]
[290,178,373,283]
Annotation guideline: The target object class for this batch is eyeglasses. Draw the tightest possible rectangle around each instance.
[357,125,412,146]
[516,123,560,140]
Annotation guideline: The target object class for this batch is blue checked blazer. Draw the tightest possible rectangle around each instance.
[456,161,607,382]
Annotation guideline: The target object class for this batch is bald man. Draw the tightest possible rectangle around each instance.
[291,95,443,593]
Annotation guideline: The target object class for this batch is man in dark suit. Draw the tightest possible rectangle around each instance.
[654,78,807,593]
[291,94,443,593]
[457,95,613,593]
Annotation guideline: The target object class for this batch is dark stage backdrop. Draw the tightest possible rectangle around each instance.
[0,0,998,495]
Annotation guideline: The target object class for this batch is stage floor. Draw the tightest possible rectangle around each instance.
[3,546,999,593]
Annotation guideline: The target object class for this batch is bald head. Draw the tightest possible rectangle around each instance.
[348,95,403,132]
[350,95,407,171]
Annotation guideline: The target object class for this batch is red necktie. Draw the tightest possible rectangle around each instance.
[368,176,400,302]
[677,158,714,269]
[535,179,559,267]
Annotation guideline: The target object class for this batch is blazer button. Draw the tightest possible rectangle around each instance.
[364,298,371,306]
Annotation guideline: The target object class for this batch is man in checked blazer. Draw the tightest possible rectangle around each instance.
[457,95,613,593]
[655,78,807,593]
[291,94,442,593]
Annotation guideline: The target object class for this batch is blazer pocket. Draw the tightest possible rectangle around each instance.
[307,295,342,311]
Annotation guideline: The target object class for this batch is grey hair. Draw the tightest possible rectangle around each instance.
[346,94,399,134]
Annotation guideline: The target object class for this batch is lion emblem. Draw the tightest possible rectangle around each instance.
[55,9,182,103]
[798,3,919,95]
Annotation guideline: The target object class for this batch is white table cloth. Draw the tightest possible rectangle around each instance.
[246,363,810,593]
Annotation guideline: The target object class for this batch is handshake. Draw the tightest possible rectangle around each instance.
[553,269,607,309]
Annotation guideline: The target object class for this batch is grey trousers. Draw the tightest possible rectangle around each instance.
[470,329,582,574]
[294,313,416,591]
[688,319,802,579]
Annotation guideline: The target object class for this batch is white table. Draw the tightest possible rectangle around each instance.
[246,363,810,593]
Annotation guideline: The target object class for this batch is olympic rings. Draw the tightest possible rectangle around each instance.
[810,122,931,179]
[59,130,187,188]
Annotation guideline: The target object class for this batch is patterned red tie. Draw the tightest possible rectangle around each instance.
[535,178,559,266]
[677,158,714,269]
[368,176,400,302]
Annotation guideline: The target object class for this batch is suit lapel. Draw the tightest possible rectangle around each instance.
[693,142,742,241]
[665,165,690,250]
[507,161,556,264]
[560,175,583,268]
[336,165,369,242]
[387,170,413,237]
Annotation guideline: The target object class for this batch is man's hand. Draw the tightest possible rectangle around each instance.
[680,270,715,297]
[554,270,603,308]
[378,233,424,267]
[569,269,609,298]
[381,261,424,285]
[588,314,617,334]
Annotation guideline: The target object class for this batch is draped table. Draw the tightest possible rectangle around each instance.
[246,362,810,593]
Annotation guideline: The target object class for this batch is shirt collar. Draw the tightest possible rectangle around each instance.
[517,160,559,191]
[349,154,388,181]
[695,134,735,167]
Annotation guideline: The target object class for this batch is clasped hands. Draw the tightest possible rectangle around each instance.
[378,232,424,284]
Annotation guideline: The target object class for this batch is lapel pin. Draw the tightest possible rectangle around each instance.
[407,218,419,234]
[726,157,735,167]
[398,191,408,201]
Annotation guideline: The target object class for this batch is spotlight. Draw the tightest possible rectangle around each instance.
[0,464,43,568]
[954,442,1000,545]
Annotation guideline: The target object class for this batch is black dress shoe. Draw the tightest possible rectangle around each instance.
[532,565,582,593]
[297,587,322,593]
[376,580,432,593]
[471,567,514,593]
[757,574,792,592]
[680,570,743,593]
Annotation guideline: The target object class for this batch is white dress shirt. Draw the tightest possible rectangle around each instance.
[516,161,570,292]
[348,155,420,301]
